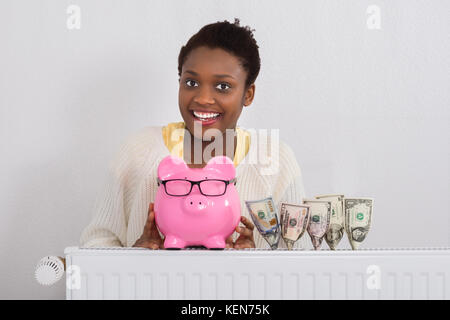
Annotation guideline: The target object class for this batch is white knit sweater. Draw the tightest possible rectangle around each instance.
[79,125,311,249]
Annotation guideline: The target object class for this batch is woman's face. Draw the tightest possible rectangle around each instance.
[178,46,255,140]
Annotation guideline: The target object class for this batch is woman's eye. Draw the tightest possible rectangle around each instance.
[185,80,230,91]
[185,79,198,87]
[216,83,231,91]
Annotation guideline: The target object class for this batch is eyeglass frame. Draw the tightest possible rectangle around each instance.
[157,177,237,197]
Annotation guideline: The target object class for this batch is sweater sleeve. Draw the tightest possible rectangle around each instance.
[79,128,154,247]
[79,167,127,247]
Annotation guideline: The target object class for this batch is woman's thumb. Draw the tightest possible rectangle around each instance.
[144,203,155,232]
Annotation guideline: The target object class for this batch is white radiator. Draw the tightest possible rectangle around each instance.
[64,246,450,300]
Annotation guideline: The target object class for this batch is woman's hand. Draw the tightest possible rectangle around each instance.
[225,216,256,249]
[132,202,164,249]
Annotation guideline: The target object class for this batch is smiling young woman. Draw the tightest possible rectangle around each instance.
[80,19,310,250]
[178,47,254,139]
[177,20,259,169]
[178,46,254,169]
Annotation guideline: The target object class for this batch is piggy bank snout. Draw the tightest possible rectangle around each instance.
[184,194,210,213]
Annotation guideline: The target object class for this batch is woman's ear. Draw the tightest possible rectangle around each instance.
[244,83,255,107]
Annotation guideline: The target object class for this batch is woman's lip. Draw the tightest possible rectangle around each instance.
[190,110,222,125]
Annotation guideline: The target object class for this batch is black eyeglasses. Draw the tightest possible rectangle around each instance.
[157,178,237,197]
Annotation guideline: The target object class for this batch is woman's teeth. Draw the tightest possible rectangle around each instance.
[192,111,221,121]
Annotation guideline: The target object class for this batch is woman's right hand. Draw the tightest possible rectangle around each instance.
[132,202,164,249]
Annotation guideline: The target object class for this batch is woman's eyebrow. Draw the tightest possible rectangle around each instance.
[185,70,235,80]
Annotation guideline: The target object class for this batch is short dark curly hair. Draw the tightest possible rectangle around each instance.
[178,18,261,89]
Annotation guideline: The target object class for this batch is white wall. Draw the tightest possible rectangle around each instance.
[0,0,448,299]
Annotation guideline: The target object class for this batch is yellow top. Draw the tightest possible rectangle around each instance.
[161,121,251,167]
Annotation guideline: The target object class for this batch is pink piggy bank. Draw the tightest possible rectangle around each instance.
[154,155,241,249]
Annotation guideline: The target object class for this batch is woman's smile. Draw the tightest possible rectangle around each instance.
[190,109,223,126]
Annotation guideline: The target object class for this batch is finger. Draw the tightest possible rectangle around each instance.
[240,216,255,231]
[143,209,155,234]
[133,238,159,249]
[148,202,154,213]
[236,226,253,238]
[224,235,234,248]
[147,242,159,250]
[234,240,256,249]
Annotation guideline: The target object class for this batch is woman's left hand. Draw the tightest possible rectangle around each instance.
[233,216,256,249]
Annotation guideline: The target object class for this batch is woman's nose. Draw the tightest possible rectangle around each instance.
[194,87,215,105]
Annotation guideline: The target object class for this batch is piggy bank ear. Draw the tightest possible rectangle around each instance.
[158,155,188,180]
[204,156,236,179]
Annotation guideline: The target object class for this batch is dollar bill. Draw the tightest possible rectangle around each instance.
[315,194,345,250]
[303,199,331,250]
[344,198,374,250]
[245,197,281,249]
[280,203,310,250]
